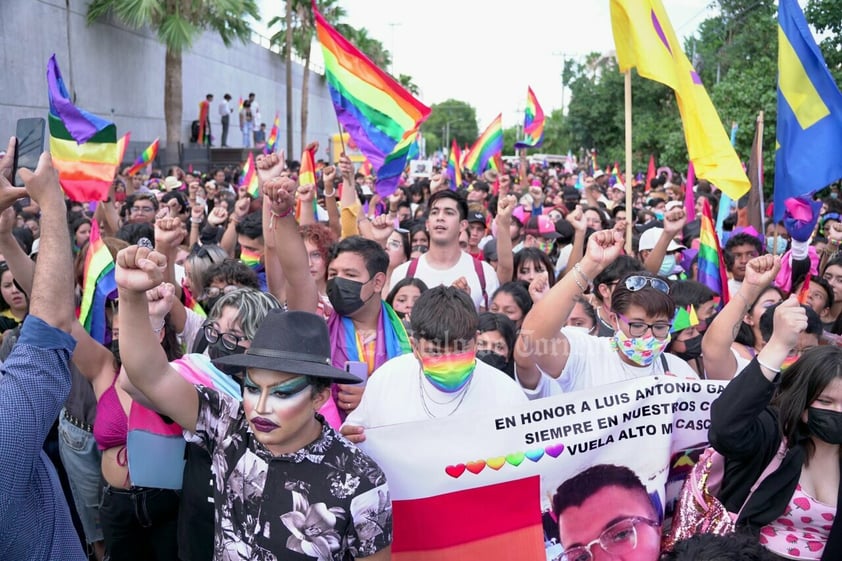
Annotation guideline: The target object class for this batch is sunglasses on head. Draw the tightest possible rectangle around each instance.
[624,275,670,294]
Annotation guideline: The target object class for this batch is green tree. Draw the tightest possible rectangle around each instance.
[398,74,419,96]
[422,100,478,153]
[86,0,259,153]
[270,0,346,154]
[805,0,842,86]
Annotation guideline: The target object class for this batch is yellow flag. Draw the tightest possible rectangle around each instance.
[610,0,750,200]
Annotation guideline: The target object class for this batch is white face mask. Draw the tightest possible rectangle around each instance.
[566,326,595,335]
[658,254,676,277]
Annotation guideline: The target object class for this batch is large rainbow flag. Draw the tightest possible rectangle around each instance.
[313,0,431,197]
[78,220,117,343]
[514,87,545,150]
[47,55,119,202]
[125,138,159,176]
[447,140,462,189]
[464,114,503,173]
[698,198,730,305]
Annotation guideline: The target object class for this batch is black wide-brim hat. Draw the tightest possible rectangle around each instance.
[212,309,361,383]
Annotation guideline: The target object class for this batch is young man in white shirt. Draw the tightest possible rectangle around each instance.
[218,93,233,147]
[389,190,498,311]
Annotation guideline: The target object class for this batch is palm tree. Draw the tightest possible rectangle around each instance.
[398,74,419,96]
[86,0,259,154]
[270,0,346,155]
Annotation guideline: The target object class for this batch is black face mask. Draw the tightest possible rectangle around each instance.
[327,277,371,317]
[203,295,222,316]
[807,407,842,445]
[110,340,121,366]
[208,340,246,378]
[476,350,510,373]
[673,334,703,361]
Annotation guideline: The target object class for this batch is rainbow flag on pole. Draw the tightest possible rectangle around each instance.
[299,144,316,187]
[464,114,503,173]
[78,220,117,343]
[265,113,280,154]
[698,198,730,305]
[314,0,431,197]
[514,87,545,150]
[125,138,159,176]
[47,54,119,202]
[447,140,462,189]
[241,152,259,198]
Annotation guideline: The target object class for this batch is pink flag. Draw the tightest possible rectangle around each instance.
[684,160,696,221]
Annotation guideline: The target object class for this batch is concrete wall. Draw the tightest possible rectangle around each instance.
[0,0,336,163]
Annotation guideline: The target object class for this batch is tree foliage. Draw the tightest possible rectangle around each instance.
[421,99,478,153]
[805,0,842,85]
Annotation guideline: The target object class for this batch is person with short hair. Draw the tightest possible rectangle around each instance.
[218,93,233,147]
[553,464,661,561]
[725,232,764,295]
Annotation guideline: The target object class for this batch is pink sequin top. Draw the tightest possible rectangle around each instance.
[759,484,836,559]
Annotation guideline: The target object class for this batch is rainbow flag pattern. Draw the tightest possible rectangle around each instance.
[464,114,503,173]
[314,1,431,197]
[78,220,117,343]
[447,140,462,189]
[265,113,280,154]
[181,284,206,318]
[241,152,259,198]
[698,198,730,305]
[47,55,119,202]
[238,97,244,111]
[299,144,316,187]
[359,159,373,177]
[126,138,159,176]
[514,87,545,149]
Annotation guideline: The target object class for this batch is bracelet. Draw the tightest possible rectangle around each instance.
[573,263,593,291]
[268,206,294,231]
[323,187,337,198]
[756,357,781,374]
[573,273,588,292]
[152,319,166,334]
[190,218,203,224]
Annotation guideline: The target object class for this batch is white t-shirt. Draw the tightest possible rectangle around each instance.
[389,252,499,311]
[516,327,698,397]
[344,353,528,429]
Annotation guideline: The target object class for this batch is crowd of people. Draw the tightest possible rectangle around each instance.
[2,133,842,561]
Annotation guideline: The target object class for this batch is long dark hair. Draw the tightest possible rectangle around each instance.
[772,346,842,462]
[514,248,556,287]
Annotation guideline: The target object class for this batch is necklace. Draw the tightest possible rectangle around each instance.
[418,367,472,418]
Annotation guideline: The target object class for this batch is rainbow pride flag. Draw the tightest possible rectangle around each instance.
[181,284,206,318]
[299,144,316,187]
[238,96,244,112]
[447,140,462,189]
[241,152,259,198]
[464,114,503,173]
[265,113,280,154]
[78,220,117,343]
[47,55,119,202]
[314,1,431,197]
[126,138,159,176]
[514,87,545,150]
[359,159,373,177]
[698,198,729,305]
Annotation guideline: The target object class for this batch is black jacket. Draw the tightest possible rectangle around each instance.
[708,358,842,561]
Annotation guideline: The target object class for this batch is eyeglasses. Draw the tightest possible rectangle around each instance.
[201,285,240,299]
[203,323,247,351]
[386,240,403,250]
[618,312,672,338]
[558,516,660,561]
[131,206,156,214]
[624,275,670,294]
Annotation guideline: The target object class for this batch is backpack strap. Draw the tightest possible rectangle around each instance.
[407,257,419,279]
[472,257,488,309]
[736,439,788,519]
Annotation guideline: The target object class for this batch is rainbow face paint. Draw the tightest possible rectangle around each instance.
[418,350,477,393]
[240,248,262,270]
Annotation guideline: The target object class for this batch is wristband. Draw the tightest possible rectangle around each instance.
[152,319,166,334]
[756,357,781,374]
[323,187,337,198]
[573,263,593,291]
[268,206,294,231]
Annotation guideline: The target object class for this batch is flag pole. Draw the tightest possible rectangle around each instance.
[624,71,633,254]
[756,111,766,236]
[335,114,347,155]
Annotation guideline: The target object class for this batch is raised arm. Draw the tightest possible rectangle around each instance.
[702,255,781,380]
[338,154,361,238]
[515,229,624,388]
[0,207,34,297]
[494,192,517,284]
[643,207,686,274]
[115,246,198,432]
[322,165,341,238]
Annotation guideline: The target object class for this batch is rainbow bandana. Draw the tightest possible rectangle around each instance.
[240,248,262,270]
[419,350,477,393]
[781,354,799,372]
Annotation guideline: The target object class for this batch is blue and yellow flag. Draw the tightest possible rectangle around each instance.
[609,0,749,201]
[775,0,842,221]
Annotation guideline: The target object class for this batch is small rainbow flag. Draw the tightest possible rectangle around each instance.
[241,152,259,198]
[464,114,503,173]
[78,220,117,343]
[698,198,730,305]
[299,144,316,187]
[181,284,206,318]
[125,138,159,176]
[47,54,119,202]
[359,159,373,177]
[117,133,130,165]
[314,0,431,197]
[238,96,244,111]
[447,140,462,189]
[514,87,545,150]
[265,113,280,154]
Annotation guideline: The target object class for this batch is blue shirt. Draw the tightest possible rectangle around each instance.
[0,315,85,561]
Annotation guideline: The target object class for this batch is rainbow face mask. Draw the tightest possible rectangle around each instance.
[240,248,262,270]
[418,349,477,393]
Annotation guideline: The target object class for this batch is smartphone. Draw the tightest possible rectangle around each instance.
[13,118,46,187]
[344,360,368,386]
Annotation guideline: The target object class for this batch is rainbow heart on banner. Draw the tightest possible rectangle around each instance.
[445,464,466,478]
[506,452,526,467]
[466,460,486,475]
[487,457,506,470]
[525,449,544,462]
[545,443,565,458]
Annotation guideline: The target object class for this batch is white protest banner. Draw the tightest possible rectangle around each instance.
[361,375,727,561]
